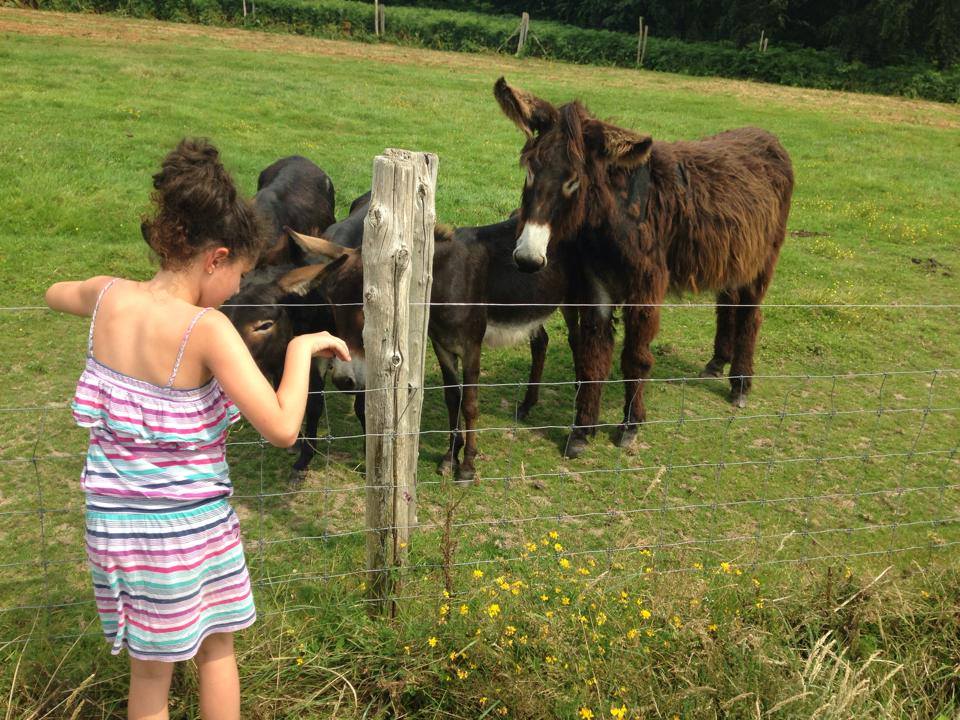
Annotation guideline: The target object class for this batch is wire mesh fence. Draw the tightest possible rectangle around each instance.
[0,303,957,647]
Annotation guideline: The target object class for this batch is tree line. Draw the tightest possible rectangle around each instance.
[405,0,959,68]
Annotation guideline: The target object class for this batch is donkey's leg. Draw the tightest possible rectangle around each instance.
[562,305,580,364]
[729,265,776,408]
[353,392,366,432]
[618,300,662,448]
[517,325,548,421]
[565,306,615,459]
[701,290,738,378]
[456,343,483,484]
[290,366,325,486]
[433,342,464,476]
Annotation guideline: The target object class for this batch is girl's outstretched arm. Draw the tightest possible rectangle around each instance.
[45,276,114,316]
[200,311,350,448]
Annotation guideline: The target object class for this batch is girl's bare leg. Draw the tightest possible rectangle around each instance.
[128,658,174,720]
[195,633,240,720]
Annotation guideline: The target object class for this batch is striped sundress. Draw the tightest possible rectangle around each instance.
[72,279,255,662]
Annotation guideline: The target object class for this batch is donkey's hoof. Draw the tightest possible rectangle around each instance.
[730,392,748,409]
[616,425,638,448]
[436,458,455,477]
[288,468,308,488]
[563,432,588,459]
[455,467,476,485]
[515,403,534,421]
[699,362,725,379]
[286,442,300,456]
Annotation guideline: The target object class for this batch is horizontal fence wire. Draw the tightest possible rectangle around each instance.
[1,298,957,650]
[4,302,960,311]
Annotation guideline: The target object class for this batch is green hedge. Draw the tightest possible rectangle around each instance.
[37,0,960,103]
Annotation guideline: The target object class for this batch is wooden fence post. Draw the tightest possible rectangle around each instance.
[379,3,385,36]
[374,0,380,36]
[637,17,649,68]
[517,12,530,55]
[363,148,438,616]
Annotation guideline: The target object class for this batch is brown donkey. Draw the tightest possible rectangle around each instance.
[494,77,794,458]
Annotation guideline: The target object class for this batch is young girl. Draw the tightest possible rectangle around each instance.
[45,138,349,720]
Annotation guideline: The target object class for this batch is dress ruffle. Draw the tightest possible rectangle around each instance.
[72,359,240,449]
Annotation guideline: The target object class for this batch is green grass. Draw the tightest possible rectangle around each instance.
[1,10,959,719]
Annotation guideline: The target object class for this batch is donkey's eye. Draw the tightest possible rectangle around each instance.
[253,321,275,333]
[525,167,535,187]
[562,177,581,196]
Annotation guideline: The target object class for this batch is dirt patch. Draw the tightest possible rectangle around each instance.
[911,257,953,277]
[3,8,960,130]
[790,229,831,238]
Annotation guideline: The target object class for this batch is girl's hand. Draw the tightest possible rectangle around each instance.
[298,331,351,361]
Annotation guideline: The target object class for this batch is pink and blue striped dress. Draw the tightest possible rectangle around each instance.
[72,279,255,662]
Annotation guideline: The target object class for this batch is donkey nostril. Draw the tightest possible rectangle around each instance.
[335,376,356,391]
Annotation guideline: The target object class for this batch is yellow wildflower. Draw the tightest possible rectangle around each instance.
[428,637,438,648]
[488,603,501,618]
[611,704,627,719]
[296,657,304,666]
[540,594,550,601]
[559,558,572,569]
[579,709,595,719]
[640,609,652,620]
[578,567,591,576]
[554,543,564,552]
[473,569,484,579]
[525,542,538,553]
[457,668,469,680]
[504,625,517,636]
[627,628,638,639]
[549,531,559,539]
[561,597,571,606]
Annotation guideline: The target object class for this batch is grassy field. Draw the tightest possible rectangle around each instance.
[1,8,959,719]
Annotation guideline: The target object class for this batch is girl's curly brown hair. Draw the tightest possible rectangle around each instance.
[142,138,265,269]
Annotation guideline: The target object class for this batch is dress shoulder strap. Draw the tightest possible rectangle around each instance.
[87,278,120,356]
[165,307,213,388]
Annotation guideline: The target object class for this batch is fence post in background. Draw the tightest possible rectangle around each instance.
[374,0,380,36]
[637,17,649,67]
[517,12,530,55]
[759,29,766,53]
[379,3,386,36]
[363,148,438,616]
[242,0,247,17]
[636,16,644,66]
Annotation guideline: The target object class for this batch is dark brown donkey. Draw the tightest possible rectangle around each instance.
[286,218,573,483]
[494,77,794,459]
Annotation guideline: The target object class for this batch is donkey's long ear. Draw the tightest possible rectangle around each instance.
[285,227,357,261]
[584,120,653,168]
[494,77,558,138]
[277,254,349,297]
